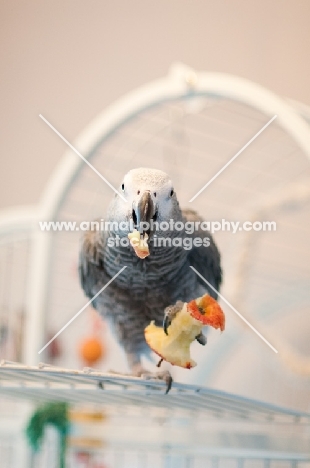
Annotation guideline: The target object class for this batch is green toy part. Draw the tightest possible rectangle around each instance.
[26,402,69,468]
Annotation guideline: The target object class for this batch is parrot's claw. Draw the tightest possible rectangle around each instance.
[141,369,173,394]
[163,300,184,335]
[195,331,207,346]
[130,362,173,394]
[163,315,170,336]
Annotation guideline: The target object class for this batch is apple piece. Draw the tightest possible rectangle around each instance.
[144,295,225,368]
[128,229,150,259]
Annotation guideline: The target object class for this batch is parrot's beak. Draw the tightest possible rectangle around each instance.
[132,191,157,236]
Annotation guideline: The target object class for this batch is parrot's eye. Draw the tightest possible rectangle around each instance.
[121,183,125,191]
[170,189,174,197]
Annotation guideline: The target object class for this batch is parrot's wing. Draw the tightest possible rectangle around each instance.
[182,208,222,299]
[78,225,110,299]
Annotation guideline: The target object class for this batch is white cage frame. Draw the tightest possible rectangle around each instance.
[23,63,310,366]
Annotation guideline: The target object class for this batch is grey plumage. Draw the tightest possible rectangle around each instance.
[79,168,222,373]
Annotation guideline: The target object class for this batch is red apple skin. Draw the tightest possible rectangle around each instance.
[187,295,225,331]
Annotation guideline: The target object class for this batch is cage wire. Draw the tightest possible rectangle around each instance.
[0,362,310,468]
[0,207,37,364]
[0,208,38,467]
[0,64,309,467]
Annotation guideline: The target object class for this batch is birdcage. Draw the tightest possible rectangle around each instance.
[0,64,310,467]
[0,207,38,467]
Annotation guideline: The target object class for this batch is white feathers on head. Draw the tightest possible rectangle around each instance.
[123,168,172,195]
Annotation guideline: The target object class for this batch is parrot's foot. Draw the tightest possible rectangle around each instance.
[163,301,207,346]
[131,363,173,394]
[103,367,172,394]
[163,300,184,334]
[142,370,173,394]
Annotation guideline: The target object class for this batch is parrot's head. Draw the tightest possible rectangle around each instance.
[107,167,182,238]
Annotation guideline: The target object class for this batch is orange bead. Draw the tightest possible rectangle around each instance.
[79,337,104,364]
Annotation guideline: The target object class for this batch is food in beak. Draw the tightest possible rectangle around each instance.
[128,229,150,259]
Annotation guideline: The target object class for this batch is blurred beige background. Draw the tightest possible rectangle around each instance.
[1,0,310,210]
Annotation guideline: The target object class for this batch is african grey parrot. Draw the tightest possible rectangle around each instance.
[79,168,222,388]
